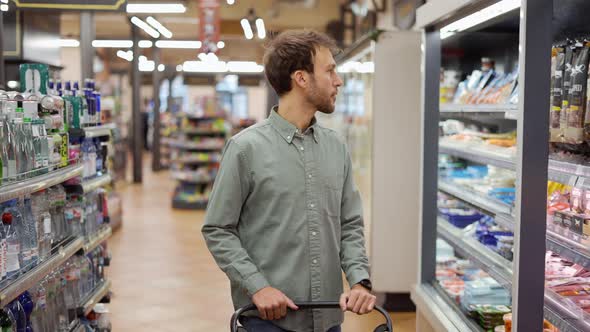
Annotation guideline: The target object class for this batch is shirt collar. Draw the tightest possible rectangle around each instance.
[269,107,320,144]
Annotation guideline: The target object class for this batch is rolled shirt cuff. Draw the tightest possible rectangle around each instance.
[244,272,271,297]
[347,269,370,288]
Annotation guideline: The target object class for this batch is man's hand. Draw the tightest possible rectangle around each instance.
[339,284,377,315]
[252,287,299,320]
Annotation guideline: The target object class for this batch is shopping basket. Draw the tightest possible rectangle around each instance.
[230,301,393,332]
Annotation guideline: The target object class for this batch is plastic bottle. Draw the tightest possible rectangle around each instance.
[4,121,17,181]
[2,201,22,280]
[7,299,25,332]
[87,139,97,179]
[73,82,88,128]
[18,292,33,332]
[0,308,14,332]
[95,138,103,176]
[20,198,38,270]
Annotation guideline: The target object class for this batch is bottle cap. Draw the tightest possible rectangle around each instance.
[2,212,12,225]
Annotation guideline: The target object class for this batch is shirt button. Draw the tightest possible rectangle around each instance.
[313,259,317,264]
[310,204,314,208]
[312,231,317,236]
[308,174,312,178]
[287,136,291,139]
[300,146,304,151]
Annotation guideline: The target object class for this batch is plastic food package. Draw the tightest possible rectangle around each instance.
[551,47,566,142]
[561,45,575,139]
[566,43,590,144]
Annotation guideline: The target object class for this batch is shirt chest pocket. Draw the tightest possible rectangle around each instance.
[322,172,343,218]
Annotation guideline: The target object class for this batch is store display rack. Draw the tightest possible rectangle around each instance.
[83,226,113,254]
[0,237,84,306]
[80,173,112,193]
[170,170,214,184]
[437,218,513,286]
[171,197,209,210]
[0,164,84,203]
[77,280,112,317]
[438,180,513,215]
[440,104,518,120]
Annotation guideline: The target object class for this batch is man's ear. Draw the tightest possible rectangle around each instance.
[291,70,308,89]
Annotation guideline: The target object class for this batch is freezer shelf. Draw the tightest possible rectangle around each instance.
[439,142,516,170]
[412,283,485,332]
[440,104,518,114]
[546,231,590,269]
[544,289,590,332]
[438,180,513,216]
[0,164,84,204]
[437,218,513,287]
[0,237,85,306]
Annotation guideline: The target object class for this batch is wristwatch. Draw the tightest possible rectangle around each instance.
[357,279,372,291]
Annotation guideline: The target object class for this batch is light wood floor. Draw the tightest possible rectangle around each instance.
[107,165,416,331]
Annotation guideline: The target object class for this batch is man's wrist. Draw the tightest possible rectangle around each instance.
[355,279,372,292]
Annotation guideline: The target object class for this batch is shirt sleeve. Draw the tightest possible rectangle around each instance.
[201,138,270,297]
[339,145,371,287]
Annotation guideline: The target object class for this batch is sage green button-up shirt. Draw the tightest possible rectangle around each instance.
[202,109,370,332]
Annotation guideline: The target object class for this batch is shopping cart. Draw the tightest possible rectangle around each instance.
[230,301,393,332]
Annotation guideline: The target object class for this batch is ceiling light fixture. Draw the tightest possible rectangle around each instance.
[176,65,183,72]
[0,4,8,11]
[58,39,80,47]
[146,16,173,39]
[440,0,520,39]
[92,40,133,48]
[240,18,254,40]
[139,60,156,71]
[255,18,266,39]
[158,64,165,72]
[131,16,160,39]
[183,60,228,73]
[138,40,153,48]
[227,61,264,73]
[217,41,225,49]
[155,40,202,49]
[126,3,186,14]
[227,0,235,4]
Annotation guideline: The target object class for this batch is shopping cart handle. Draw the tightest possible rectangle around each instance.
[230,301,393,332]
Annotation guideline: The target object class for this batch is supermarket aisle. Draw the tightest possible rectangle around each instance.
[107,166,416,331]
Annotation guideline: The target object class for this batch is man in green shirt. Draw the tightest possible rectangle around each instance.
[202,30,375,332]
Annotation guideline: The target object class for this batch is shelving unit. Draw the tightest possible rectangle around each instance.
[0,164,84,203]
[83,226,113,254]
[414,0,554,331]
[83,123,117,139]
[170,114,228,210]
[0,237,84,306]
[77,280,112,316]
[81,174,112,193]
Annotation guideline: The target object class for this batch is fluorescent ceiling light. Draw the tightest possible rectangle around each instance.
[440,0,520,40]
[240,18,254,40]
[92,40,133,48]
[139,60,156,72]
[139,55,148,62]
[158,64,165,72]
[59,39,80,47]
[227,61,264,73]
[138,40,153,48]
[176,65,183,72]
[0,0,8,4]
[227,0,235,4]
[217,41,225,49]
[255,18,266,39]
[146,16,173,39]
[183,60,228,73]
[131,16,160,39]
[117,50,133,62]
[197,53,207,61]
[126,3,186,14]
[155,40,202,49]
[1,4,8,11]
[337,61,374,73]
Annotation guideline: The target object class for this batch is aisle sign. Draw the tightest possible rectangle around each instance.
[11,0,126,11]
[198,0,221,54]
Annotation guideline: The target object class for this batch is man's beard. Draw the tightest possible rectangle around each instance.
[306,77,335,114]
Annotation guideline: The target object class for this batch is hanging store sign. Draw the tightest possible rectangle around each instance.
[198,0,221,54]
[11,0,126,11]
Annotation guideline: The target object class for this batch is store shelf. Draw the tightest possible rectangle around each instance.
[548,160,590,188]
[83,123,116,138]
[439,142,516,170]
[546,231,590,268]
[438,218,513,286]
[81,174,112,193]
[438,180,513,215]
[83,227,112,254]
[183,114,225,121]
[544,290,590,332]
[440,103,518,115]
[0,164,84,204]
[171,171,215,184]
[183,129,226,136]
[411,283,484,332]
[172,198,208,210]
[0,237,84,306]
[168,140,225,151]
[78,280,111,316]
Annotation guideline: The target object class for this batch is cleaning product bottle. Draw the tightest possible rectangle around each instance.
[1,207,21,280]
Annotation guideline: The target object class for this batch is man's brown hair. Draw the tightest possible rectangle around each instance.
[263,30,339,97]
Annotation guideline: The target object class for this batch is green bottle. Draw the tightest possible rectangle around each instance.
[63,81,79,129]
[0,308,13,332]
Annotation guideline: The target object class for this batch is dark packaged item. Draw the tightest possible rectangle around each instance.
[572,215,587,234]
[551,47,566,142]
[563,213,575,229]
[561,45,575,138]
[553,211,565,226]
[566,43,590,144]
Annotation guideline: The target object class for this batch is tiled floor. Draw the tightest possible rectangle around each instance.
[107,166,416,331]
